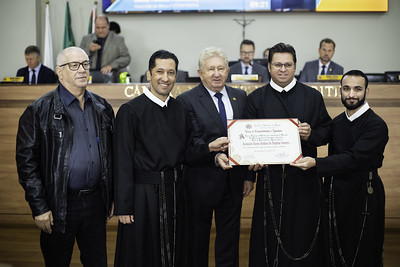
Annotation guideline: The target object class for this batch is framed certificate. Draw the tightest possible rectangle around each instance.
[227,119,302,165]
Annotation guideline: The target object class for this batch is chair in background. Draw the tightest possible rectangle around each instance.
[253,58,268,68]
[176,70,189,82]
[186,76,201,83]
[229,60,239,67]
[384,71,400,83]
[366,73,386,83]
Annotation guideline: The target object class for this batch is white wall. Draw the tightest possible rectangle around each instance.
[1,0,400,82]
[0,0,37,78]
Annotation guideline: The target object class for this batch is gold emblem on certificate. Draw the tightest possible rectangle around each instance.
[227,119,303,165]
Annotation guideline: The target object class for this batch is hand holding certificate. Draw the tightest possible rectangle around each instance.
[227,119,302,166]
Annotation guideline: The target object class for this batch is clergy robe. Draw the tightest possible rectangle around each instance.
[113,94,191,267]
[316,108,388,267]
[246,82,331,267]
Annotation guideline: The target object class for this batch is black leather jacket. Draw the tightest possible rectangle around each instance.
[16,86,114,233]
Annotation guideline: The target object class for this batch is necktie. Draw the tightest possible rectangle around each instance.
[320,65,326,75]
[214,92,227,131]
[244,66,249,75]
[31,69,36,84]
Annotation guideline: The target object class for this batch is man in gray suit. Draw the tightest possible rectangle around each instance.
[299,38,344,83]
[80,15,130,83]
[227,39,269,83]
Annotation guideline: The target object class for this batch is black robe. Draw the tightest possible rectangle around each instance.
[246,82,332,267]
[316,108,388,267]
[113,94,191,267]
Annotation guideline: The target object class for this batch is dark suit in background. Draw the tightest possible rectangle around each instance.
[16,65,57,84]
[299,59,344,82]
[227,61,269,83]
[177,83,252,267]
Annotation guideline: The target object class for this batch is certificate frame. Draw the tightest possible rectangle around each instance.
[227,118,303,165]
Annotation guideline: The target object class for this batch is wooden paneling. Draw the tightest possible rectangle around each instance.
[1,82,399,227]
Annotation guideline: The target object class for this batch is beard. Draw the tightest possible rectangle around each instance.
[341,93,366,110]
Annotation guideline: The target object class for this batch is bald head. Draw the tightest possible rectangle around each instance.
[56,47,88,66]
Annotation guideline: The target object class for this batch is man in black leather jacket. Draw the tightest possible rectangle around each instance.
[16,47,114,267]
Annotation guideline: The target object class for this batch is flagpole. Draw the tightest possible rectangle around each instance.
[43,1,54,69]
[88,1,98,34]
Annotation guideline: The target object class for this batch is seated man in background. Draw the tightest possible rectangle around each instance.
[299,38,344,82]
[80,14,130,83]
[227,39,269,83]
[16,45,57,84]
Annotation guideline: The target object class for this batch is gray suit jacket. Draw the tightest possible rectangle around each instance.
[227,61,269,83]
[80,32,131,71]
[299,59,343,82]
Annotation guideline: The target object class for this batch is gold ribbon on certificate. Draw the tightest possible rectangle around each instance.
[227,119,303,165]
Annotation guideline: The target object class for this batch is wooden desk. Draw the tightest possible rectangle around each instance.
[1,83,399,228]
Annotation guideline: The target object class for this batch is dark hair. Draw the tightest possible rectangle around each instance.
[241,39,255,50]
[109,21,121,34]
[268,43,297,64]
[341,70,369,89]
[25,45,40,56]
[148,50,179,73]
[320,38,336,49]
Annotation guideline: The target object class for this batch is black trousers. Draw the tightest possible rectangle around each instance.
[188,182,242,267]
[40,188,107,267]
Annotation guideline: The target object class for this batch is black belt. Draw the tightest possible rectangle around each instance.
[68,184,100,196]
[135,169,179,185]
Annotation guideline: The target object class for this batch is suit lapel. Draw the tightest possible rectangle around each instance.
[314,61,320,76]
[103,34,110,60]
[327,62,334,74]
[252,64,260,75]
[37,67,43,83]
[226,86,241,119]
[24,67,29,84]
[251,64,257,75]
[198,84,226,133]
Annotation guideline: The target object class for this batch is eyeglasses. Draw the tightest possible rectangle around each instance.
[206,66,227,73]
[271,62,294,69]
[59,61,91,71]
[240,51,254,55]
